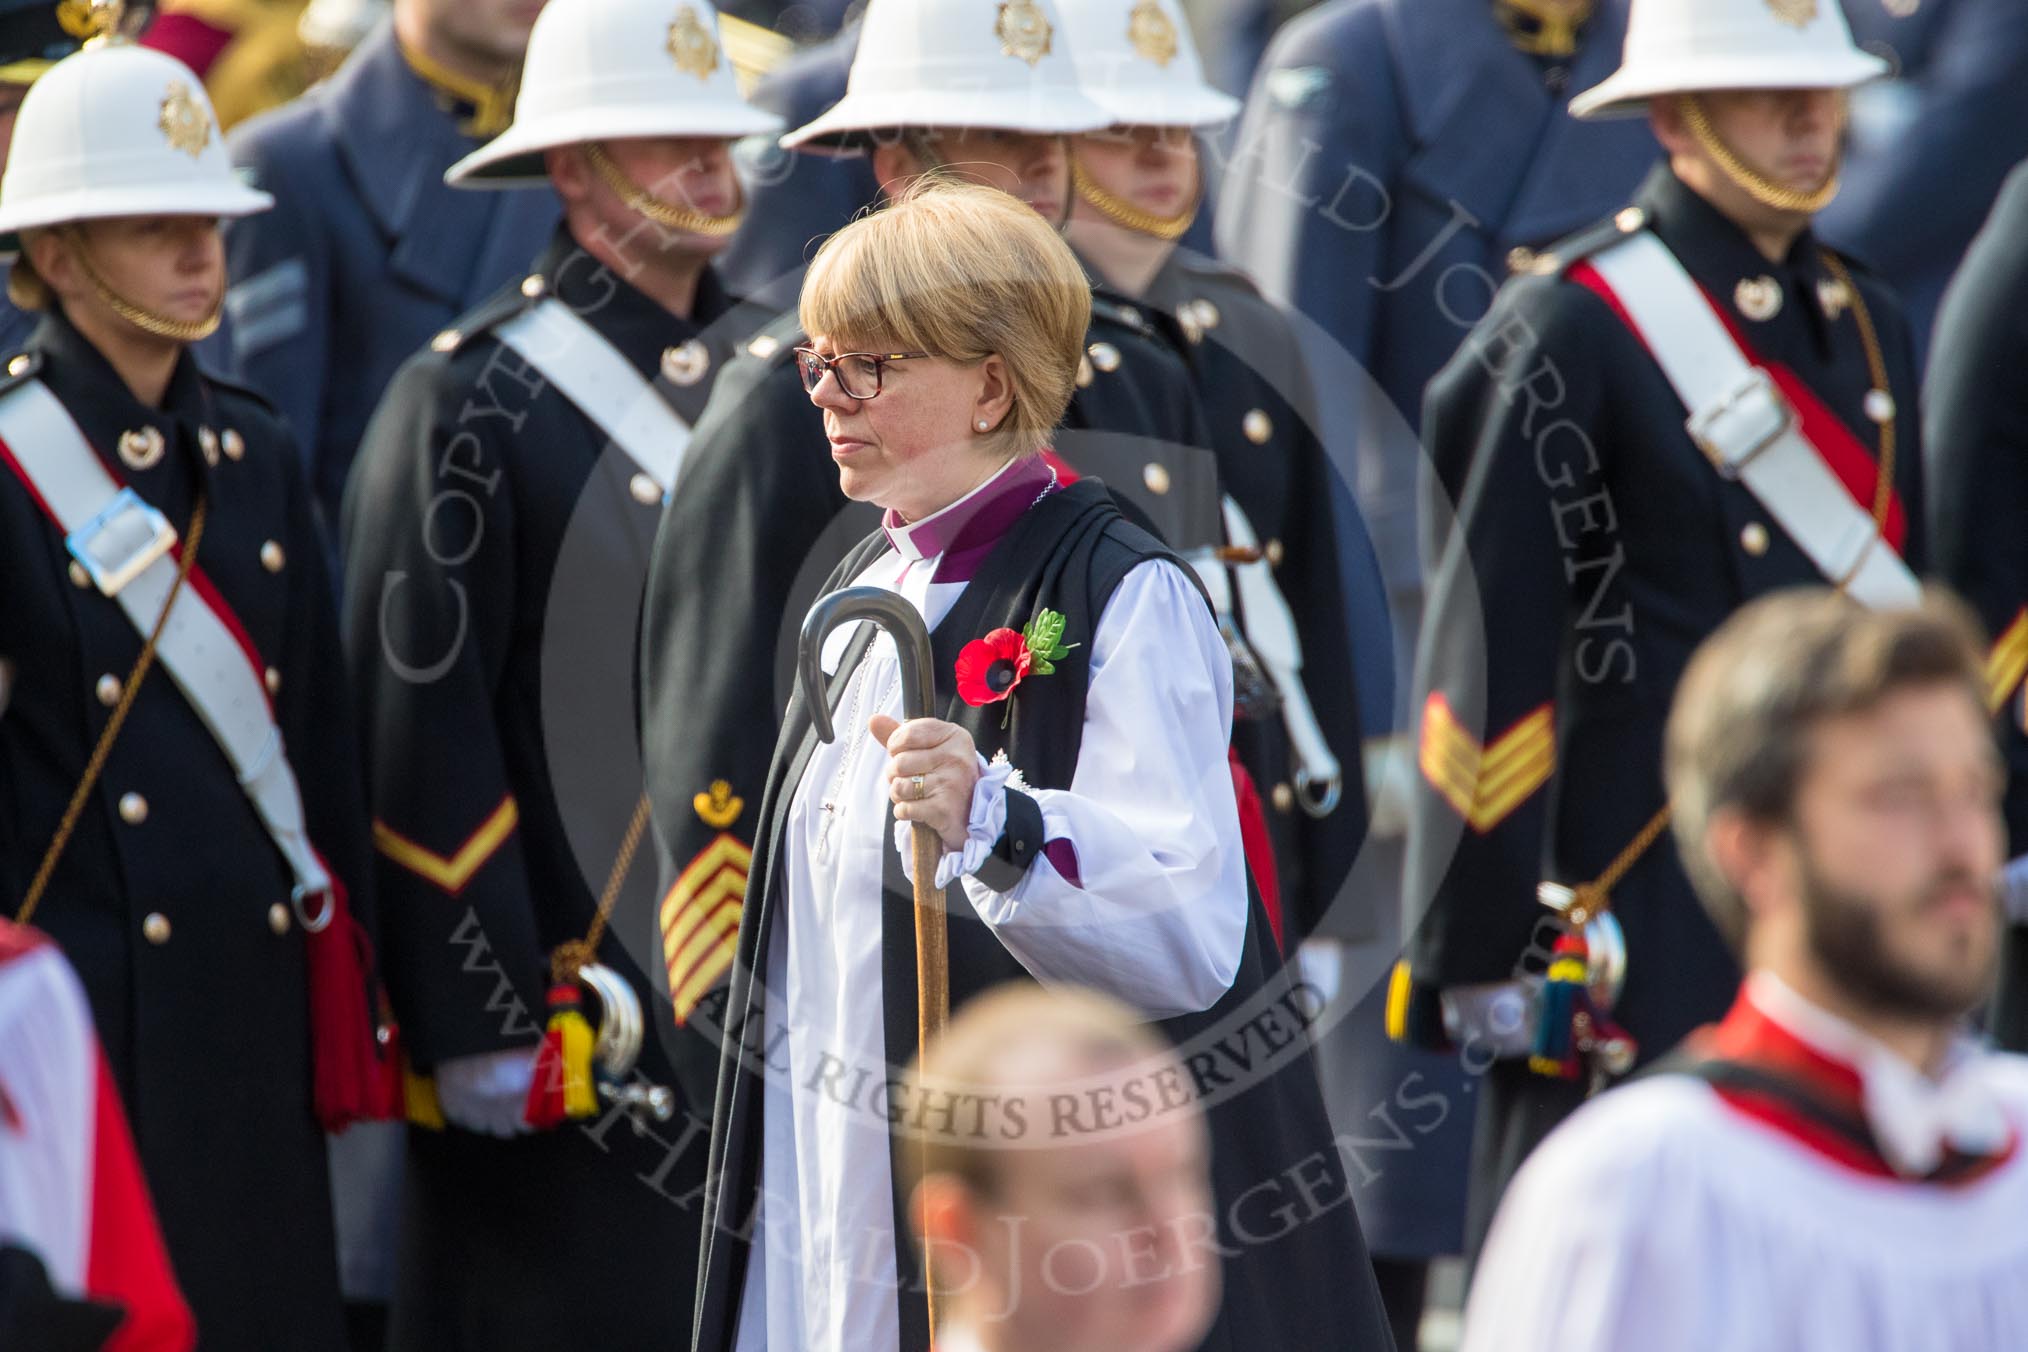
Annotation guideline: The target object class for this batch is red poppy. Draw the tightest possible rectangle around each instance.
[955,628,1033,707]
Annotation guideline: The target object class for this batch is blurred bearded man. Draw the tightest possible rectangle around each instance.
[1463,589,2028,1351]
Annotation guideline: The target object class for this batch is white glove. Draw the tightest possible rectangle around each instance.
[432,1047,538,1138]
[1363,733,1415,840]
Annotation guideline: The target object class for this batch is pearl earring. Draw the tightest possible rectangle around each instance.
[977,420,991,432]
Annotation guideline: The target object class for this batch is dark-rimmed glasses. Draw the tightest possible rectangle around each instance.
[793,347,930,400]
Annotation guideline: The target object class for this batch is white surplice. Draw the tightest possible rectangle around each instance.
[1462,977,2028,1352]
[733,466,1248,1352]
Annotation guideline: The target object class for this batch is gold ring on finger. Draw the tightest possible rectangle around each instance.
[912,774,927,801]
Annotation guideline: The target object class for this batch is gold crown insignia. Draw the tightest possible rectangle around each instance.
[1127,0,1178,66]
[158,81,211,158]
[668,5,721,80]
[995,0,1053,66]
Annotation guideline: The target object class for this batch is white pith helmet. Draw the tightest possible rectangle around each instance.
[1569,0,1889,120]
[0,40,271,245]
[1058,0,1237,130]
[780,0,1113,152]
[446,0,784,187]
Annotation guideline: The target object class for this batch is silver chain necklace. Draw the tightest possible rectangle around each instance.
[814,651,898,864]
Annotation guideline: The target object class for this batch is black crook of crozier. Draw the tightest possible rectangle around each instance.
[798,586,940,741]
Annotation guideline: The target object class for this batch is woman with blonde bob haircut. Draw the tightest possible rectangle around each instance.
[690,177,1393,1352]
[798,180,1091,480]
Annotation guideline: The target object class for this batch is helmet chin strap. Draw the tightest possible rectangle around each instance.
[65,233,222,343]
[1070,156,1198,241]
[585,141,745,238]
[1678,93,1842,217]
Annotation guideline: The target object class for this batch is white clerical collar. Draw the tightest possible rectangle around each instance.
[1747,971,2012,1176]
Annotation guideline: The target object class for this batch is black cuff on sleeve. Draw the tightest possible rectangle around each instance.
[972,787,1044,894]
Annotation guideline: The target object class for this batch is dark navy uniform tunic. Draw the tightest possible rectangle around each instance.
[341,229,754,1351]
[0,310,370,1351]
[1401,164,1926,1252]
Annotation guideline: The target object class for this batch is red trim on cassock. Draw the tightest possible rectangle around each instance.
[1568,261,1906,552]
[1691,991,2019,1185]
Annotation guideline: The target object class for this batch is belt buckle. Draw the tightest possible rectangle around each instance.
[1686,367,1793,481]
[65,488,177,597]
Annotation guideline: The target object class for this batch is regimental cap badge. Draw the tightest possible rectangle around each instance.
[667,4,720,80]
[995,0,1053,67]
[1126,0,1178,67]
[693,779,744,829]
[158,80,211,158]
[1767,0,1818,28]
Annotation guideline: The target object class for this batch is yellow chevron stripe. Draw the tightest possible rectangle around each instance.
[1472,740,1556,804]
[658,833,750,1024]
[668,904,742,1024]
[662,869,746,964]
[372,797,519,896]
[668,899,740,981]
[1420,695,1556,834]
[1469,756,1555,832]
[660,838,750,942]
[1986,609,2028,715]
[659,836,751,914]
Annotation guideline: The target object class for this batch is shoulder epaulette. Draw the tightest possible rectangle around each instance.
[422,275,547,358]
[1511,205,1652,278]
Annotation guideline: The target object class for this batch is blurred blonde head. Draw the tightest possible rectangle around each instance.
[902,983,1218,1352]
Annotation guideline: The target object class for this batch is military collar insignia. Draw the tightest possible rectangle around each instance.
[1817,277,1852,322]
[158,81,210,158]
[667,5,720,81]
[1494,0,1593,58]
[398,39,516,137]
[1734,275,1783,322]
[1177,296,1220,344]
[1767,0,1818,28]
[117,425,165,471]
[662,339,711,386]
[995,0,1053,67]
[1127,0,1178,66]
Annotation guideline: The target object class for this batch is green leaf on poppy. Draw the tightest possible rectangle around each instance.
[1031,657,1055,676]
[1023,608,1077,662]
